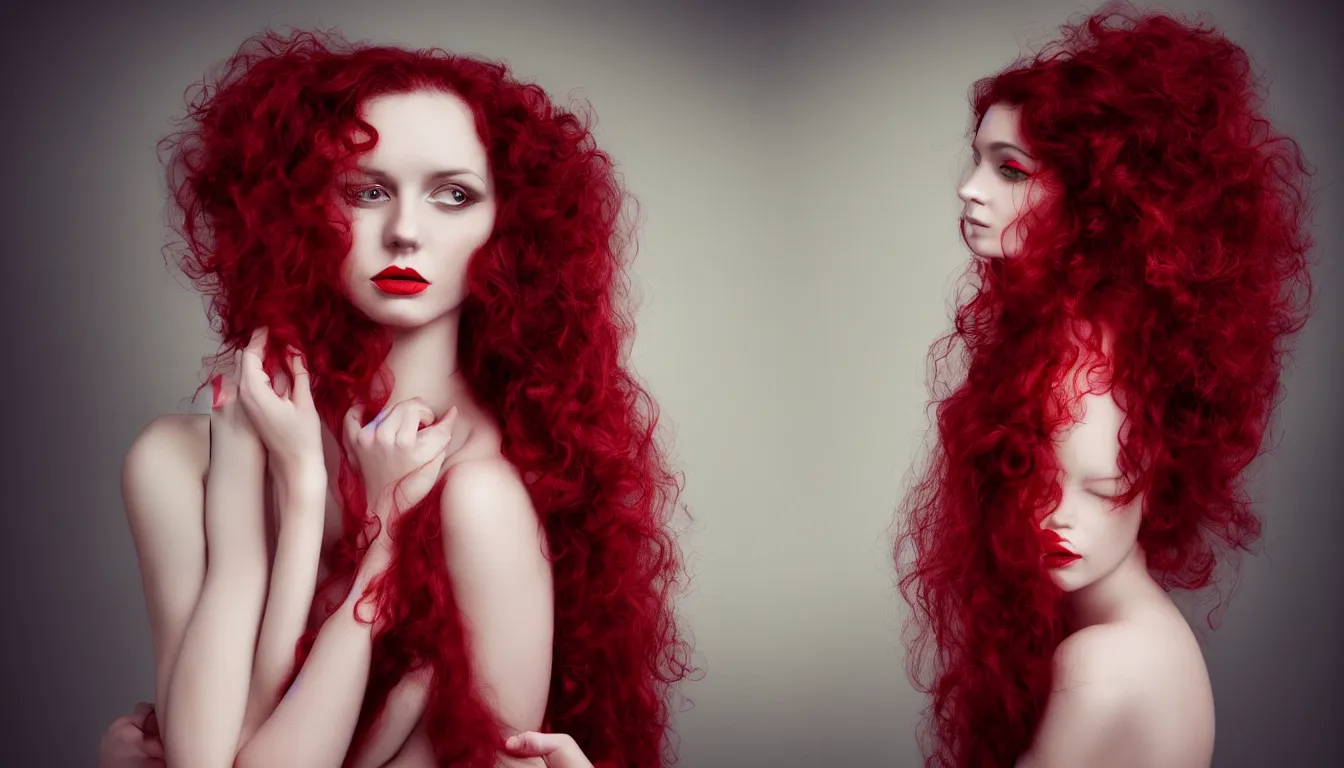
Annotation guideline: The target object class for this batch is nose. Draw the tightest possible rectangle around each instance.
[384,199,421,252]
[958,163,988,206]
[958,174,986,207]
[1038,494,1074,530]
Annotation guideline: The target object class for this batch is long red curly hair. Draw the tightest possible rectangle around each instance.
[895,6,1315,766]
[159,29,694,767]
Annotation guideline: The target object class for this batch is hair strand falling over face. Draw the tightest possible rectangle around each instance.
[895,4,1316,766]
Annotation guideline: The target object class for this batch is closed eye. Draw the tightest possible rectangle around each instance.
[1086,489,1124,504]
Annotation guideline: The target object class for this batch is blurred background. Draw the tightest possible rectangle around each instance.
[1,0,1338,765]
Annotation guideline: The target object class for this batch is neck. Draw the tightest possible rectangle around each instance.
[380,309,467,418]
[1067,544,1160,629]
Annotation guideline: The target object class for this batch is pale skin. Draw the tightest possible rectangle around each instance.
[1016,340,1215,768]
[958,103,1048,260]
[509,110,1222,768]
[107,88,554,767]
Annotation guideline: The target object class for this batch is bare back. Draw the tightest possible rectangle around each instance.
[1119,599,1216,767]
[1023,594,1215,768]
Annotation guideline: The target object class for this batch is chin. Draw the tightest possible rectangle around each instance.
[1046,564,1092,592]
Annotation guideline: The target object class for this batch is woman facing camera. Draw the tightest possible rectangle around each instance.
[897,5,1314,768]
[101,30,692,768]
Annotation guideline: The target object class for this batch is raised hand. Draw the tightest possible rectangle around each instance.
[236,327,325,489]
[209,343,264,467]
[342,398,459,522]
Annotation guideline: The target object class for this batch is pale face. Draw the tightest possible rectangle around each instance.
[340,89,497,330]
[957,103,1047,259]
[1037,383,1144,593]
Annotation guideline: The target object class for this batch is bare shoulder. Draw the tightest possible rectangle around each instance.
[122,414,210,514]
[1057,613,1208,689]
[1038,616,1213,767]
[124,414,209,477]
[440,457,538,530]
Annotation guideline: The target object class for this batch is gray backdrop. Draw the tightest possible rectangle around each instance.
[2,0,1339,765]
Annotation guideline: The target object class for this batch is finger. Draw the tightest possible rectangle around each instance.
[504,732,589,765]
[142,706,160,739]
[289,348,314,407]
[344,401,364,444]
[215,353,242,407]
[273,363,292,399]
[374,402,404,445]
[421,406,459,449]
[121,710,150,732]
[238,340,269,404]
[343,402,370,466]
[139,731,166,759]
[395,401,437,445]
[242,328,268,377]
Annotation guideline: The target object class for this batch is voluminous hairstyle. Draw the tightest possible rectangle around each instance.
[160,29,693,768]
[895,5,1314,766]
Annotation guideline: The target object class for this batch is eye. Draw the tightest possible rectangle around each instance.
[349,185,389,204]
[431,185,475,208]
[1086,489,1123,504]
[999,161,1031,181]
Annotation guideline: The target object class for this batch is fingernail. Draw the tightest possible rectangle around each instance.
[505,735,521,749]
[211,374,223,409]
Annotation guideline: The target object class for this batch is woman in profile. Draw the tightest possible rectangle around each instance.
[100,30,691,768]
[255,7,1316,768]
[896,5,1315,767]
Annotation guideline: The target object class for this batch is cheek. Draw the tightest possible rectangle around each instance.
[1100,504,1143,557]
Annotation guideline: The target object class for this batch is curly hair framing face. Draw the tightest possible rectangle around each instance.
[895,6,1315,766]
[159,29,693,768]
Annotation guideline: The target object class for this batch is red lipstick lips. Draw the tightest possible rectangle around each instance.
[1038,529,1081,569]
[371,265,430,296]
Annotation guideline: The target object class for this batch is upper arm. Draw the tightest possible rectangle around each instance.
[122,414,210,706]
[439,460,554,733]
[1017,628,1141,768]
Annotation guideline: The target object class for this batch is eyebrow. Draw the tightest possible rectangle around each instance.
[973,140,1035,160]
[355,167,487,186]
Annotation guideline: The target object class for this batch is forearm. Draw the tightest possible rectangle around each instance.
[346,666,432,768]
[240,473,327,743]
[163,447,269,768]
[234,542,392,768]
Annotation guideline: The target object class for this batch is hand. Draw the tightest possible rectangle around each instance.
[236,327,325,487]
[342,399,458,522]
[97,702,165,768]
[210,345,264,465]
[504,732,594,768]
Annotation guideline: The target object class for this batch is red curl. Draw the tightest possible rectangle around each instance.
[896,5,1315,766]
